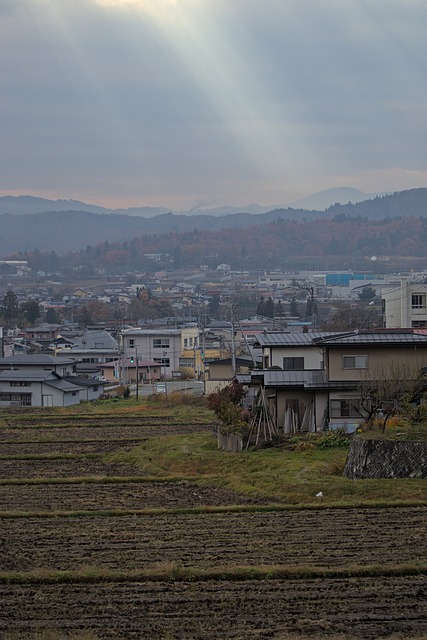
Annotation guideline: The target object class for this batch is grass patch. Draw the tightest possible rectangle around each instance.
[105,431,427,506]
[0,561,425,585]
[0,453,101,461]
[0,501,424,520]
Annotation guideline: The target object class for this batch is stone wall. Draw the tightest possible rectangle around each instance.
[344,438,427,479]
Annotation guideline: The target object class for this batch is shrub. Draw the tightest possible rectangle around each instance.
[207,382,248,432]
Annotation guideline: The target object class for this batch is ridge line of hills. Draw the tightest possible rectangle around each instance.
[0,188,426,256]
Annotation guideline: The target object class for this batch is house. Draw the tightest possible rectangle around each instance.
[121,327,200,377]
[382,280,427,328]
[0,354,105,407]
[249,329,427,434]
[55,329,119,364]
[254,332,332,370]
[204,356,256,395]
[100,358,161,385]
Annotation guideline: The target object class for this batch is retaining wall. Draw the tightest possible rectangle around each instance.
[344,437,427,479]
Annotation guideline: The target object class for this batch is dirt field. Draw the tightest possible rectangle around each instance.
[0,507,425,572]
[0,408,426,639]
[0,480,263,511]
[1,575,426,639]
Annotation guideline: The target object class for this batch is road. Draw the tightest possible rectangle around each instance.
[130,380,204,397]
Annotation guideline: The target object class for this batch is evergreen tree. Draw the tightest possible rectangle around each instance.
[0,289,19,323]
[20,300,41,325]
[290,297,299,317]
[207,294,221,319]
[45,307,60,324]
[275,299,284,317]
[265,297,274,318]
[256,296,267,316]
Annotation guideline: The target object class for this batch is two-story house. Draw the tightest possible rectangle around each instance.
[249,330,427,434]
[0,354,105,407]
[121,326,200,377]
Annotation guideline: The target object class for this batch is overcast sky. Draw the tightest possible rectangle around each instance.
[1,0,426,210]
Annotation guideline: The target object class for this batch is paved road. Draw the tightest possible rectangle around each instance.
[131,380,204,397]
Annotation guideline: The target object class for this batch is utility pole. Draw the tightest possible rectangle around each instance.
[135,346,139,401]
[231,303,236,375]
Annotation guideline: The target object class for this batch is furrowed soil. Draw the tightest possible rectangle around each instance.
[0,405,426,639]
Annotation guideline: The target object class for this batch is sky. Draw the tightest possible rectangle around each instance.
[0,0,426,211]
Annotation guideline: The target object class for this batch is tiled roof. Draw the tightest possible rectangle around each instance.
[255,332,333,347]
[317,331,427,346]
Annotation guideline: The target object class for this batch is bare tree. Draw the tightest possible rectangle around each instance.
[357,362,426,431]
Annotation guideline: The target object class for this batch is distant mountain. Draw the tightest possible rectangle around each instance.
[0,195,110,216]
[0,187,385,218]
[0,188,425,255]
[288,187,385,211]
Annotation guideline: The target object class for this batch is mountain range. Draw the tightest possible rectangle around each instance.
[0,187,425,256]
[0,187,382,218]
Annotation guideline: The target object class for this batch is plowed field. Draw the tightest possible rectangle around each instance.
[1,576,426,639]
[0,507,425,572]
[0,407,426,639]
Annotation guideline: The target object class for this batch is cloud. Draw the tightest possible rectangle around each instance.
[0,0,426,208]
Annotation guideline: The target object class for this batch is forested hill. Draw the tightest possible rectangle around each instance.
[0,188,426,256]
[7,214,427,274]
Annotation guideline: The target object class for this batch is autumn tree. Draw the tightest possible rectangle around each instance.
[325,303,380,331]
[357,362,426,430]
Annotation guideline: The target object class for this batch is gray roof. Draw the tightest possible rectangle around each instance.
[0,354,76,366]
[255,332,333,347]
[316,331,427,346]
[0,369,85,392]
[71,330,118,350]
[124,328,194,336]
[45,378,85,392]
[64,376,105,388]
[0,370,52,382]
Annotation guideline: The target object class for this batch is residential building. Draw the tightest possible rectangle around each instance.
[55,329,119,364]
[121,326,200,377]
[382,280,427,328]
[249,329,427,434]
[0,354,105,406]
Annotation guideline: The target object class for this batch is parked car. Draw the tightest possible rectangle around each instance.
[155,383,167,394]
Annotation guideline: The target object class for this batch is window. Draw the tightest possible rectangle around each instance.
[283,357,304,370]
[153,339,170,349]
[10,381,31,387]
[342,355,368,369]
[412,294,426,310]
[154,357,170,367]
[412,320,427,328]
[0,393,31,406]
[128,339,135,348]
[184,338,188,348]
[330,399,362,418]
[93,385,98,391]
